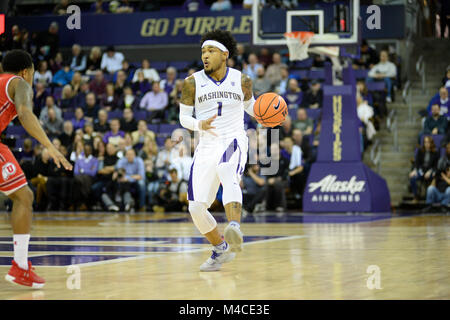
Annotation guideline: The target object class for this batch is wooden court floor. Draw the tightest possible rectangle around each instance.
[0,211,448,300]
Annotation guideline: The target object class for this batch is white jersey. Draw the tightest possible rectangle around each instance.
[193,67,246,142]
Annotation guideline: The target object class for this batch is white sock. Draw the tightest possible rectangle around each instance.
[214,241,228,252]
[229,221,240,229]
[13,234,30,270]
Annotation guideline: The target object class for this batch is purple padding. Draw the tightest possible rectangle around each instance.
[134,110,147,121]
[421,134,444,148]
[293,58,313,69]
[147,124,158,132]
[354,69,369,79]
[151,61,168,71]
[108,110,123,119]
[170,61,190,71]
[306,108,322,121]
[367,81,386,91]
[309,69,325,80]
[6,125,26,136]
[291,70,308,79]
[63,112,74,120]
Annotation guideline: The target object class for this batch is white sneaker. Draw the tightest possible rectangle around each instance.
[224,224,244,252]
[108,205,120,212]
[200,243,236,272]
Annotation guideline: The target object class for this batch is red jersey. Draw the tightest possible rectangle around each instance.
[0,73,21,134]
[0,73,28,195]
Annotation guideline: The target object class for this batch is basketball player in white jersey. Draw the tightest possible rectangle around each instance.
[179,30,255,271]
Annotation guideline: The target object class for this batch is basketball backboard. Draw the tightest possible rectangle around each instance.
[252,0,361,46]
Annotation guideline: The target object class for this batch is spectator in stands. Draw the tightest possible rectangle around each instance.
[140,81,168,122]
[36,21,59,60]
[82,121,95,146]
[109,0,134,13]
[91,0,108,13]
[115,148,146,212]
[132,70,151,96]
[101,82,119,110]
[89,70,107,97]
[183,0,207,12]
[240,164,266,215]
[94,109,110,134]
[265,53,288,88]
[49,52,64,75]
[93,142,120,212]
[70,71,83,96]
[119,86,139,109]
[70,44,87,72]
[132,59,160,83]
[71,107,86,131]
[168,80,183,123]
[265,143,290,213]
[132,120,156,149]
[42,107,64,139]
[86,46,102,75]
[301,80,323,109]
[52,63,74,87]
[170,143,193,182]
[101,46,124,74]
[152,167,188,213]
[211,0,232,11]
[277,115,293,140]
[160,66,177,95]
[243,53,263,81]
[367,50,397,103]
[243,0,253,9]
[356,80,374,108]
[155,137,174,178]
[116,60,135,84]
[283,136,305,199]
[258,48,272,68]
[423,104,448,136]
[284,78,302,109]
[293,108,313,135]
[70,138,84,162]
[253,67,271,97]
[356,94,376,141]
[30,148,54,210]
[353,40,378,69]
[425,165,450,211]
[53,0,70,15]
[33,82,48,117]
[292,128,312,166]
[120,108,138,133]
[60,85,75,110]
[59,120,75,149]
[426,87,449,118]
[114,70,128,97]
[33,60,52,86]
[234,44,248,70]
[409,135,439,202]
[138,134,158,160]
[144,157,160,208]
[442,67,450,88]
[39,96,62,123]
[72,144,98,210]
[103,118,125,146]
[83,92,100,123]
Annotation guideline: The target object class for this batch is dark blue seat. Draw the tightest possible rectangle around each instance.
[151,61,168,72]
[367,81,386,91]
[290,70,308,80]
[354,69,369,79]
[156,136,166,147]
[169,61,190,71]
[292,58,313,69]
[63,112,74,121]
[134,110,147,121]
[147,124,158,133]
[5,125,26,137]
[308,69,325,80]
[108,110,123,119]
[159,124,180,137]
[288,107,298,120]
[306,108,322,121]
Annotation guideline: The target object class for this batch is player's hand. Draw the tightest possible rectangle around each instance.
[47,146,73,170]
[200,114,217,136]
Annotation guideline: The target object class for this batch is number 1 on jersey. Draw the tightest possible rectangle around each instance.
[217,101,222,116]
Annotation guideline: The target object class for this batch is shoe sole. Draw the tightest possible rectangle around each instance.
[224,226,243,252]
[5,274,45,289]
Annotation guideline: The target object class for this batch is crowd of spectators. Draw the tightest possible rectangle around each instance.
[411,67,450,212]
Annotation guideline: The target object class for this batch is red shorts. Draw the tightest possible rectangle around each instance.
[0,143,27,195]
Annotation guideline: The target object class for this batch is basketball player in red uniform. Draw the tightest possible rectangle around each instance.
[1,50,72,288]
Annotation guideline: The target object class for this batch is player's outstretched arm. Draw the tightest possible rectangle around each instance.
[11,78,73,170]
[179,75,217,136]
[241,73,255,117]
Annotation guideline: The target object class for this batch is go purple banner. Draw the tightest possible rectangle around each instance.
[303,75,391,213]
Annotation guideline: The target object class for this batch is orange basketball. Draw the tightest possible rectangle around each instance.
[253,93,288,127]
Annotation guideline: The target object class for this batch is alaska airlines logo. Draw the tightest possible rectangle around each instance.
[308,175,365,194]
[2,162,17,181]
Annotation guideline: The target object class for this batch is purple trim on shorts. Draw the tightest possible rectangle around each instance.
[236,143,242,174]
[220,139,238,164]
[188,158,195,201]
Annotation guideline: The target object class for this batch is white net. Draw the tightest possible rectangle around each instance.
[284,31,314,61]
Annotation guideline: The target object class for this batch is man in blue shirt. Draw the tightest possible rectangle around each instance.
[115,148,146,212]
[73,144,98,210]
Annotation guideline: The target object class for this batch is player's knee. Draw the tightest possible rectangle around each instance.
[12,186,34,208]
[188,201,217,234]
[188,201,206,215]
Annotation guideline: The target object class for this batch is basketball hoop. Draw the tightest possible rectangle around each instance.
[284,31,314,61]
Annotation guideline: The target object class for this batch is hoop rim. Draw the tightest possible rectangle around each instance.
[284,31,315,40]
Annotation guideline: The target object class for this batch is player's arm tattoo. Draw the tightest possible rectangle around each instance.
[180,75,196,106]
[241,73,253,101]
[13,79,34,115]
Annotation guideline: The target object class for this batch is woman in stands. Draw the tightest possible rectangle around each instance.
[409,136,440,202]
